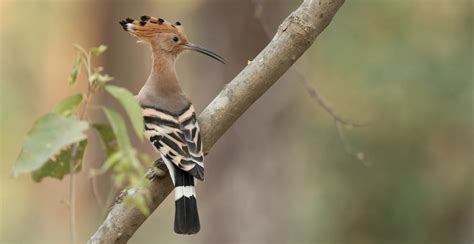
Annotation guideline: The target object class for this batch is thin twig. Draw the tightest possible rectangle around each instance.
[68,146,77,244]
[295,70,367,127]
[88,169,116,215]
[79,89,106,211]
[91,174,105,211]
[68,84,94,244]
[335,121,370,166]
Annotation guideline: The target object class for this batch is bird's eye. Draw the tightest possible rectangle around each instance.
[173,36,179,42]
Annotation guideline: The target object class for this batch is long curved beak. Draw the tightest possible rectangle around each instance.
[184,43,225,64]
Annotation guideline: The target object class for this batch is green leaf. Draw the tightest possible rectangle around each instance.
[105,85,144,140]
[92,123,118,157]
[91,45,107,56]
[68,55,82,85]
[31,140,87,182]
[53,94,83,116]
[103,108,132,150]
[13,113,89,176]
[90,68,113,87]
[98,73,113,83]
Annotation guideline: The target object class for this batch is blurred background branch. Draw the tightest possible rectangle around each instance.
[252,0,368,166]
[88,0,346,243]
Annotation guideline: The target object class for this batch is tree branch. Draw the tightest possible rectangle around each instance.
[88,0,345,243]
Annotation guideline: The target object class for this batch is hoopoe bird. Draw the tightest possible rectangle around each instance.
[119,15,224,234]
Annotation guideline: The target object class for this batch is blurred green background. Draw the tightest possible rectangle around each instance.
[1,0,472,243]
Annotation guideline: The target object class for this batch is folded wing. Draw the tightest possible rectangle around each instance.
[143,104,204,180]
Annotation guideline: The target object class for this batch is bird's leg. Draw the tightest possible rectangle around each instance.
[145,158,167,180]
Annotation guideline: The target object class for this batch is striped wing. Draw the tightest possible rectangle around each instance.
[143,104,204,180]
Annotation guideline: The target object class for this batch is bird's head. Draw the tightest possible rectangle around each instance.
[120,16,225,64]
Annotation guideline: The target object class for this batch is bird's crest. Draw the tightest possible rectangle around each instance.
[119,15,188,42]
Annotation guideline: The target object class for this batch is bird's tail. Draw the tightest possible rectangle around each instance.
[173,168,200,234]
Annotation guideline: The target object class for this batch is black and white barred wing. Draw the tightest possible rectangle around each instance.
[143,105,204,181]
[175,107,204,179]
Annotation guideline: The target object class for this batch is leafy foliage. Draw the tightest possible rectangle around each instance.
[13,113,89,175]
[93,123,118,157]
[90,45,107,56]
[68,55,82,85]
[105,85,144,139]
[13,44,152,214]
[53,94,84,116]
[89,67,114,88]
[31,140,87,182]
[102,107,151,214]
[73,44,113,88]
[103,108,133,151]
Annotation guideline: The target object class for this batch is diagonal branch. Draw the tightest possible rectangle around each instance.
[88,0,345,243]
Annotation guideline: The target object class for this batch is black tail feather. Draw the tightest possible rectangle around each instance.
[175,195,200,234]
[174,168,200,234]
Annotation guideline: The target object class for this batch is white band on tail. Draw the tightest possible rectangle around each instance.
[175,186,196,200]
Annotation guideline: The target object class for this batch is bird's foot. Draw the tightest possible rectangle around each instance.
[145,159,167,181]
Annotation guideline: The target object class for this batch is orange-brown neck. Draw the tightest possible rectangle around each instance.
[137,47,186,111]
[144,48,182,96]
